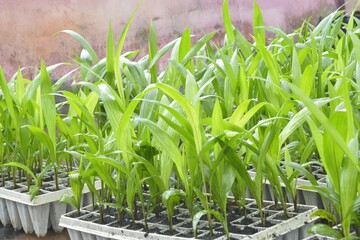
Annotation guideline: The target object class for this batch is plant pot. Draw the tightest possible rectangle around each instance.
[60,198,317,240]
[0,170,101,237]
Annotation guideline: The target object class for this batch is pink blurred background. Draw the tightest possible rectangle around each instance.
[0,0,354,79]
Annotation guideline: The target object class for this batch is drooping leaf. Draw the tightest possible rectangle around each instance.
[310,209,337,225]
[308,224,343,239]
[162,189,186,219]
[60,30,99,63]
[27,125,56,162]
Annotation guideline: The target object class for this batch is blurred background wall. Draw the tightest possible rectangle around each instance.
[0,0,355,78]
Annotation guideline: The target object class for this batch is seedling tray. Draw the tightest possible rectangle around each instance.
[60,198,317,240]
[247,164,326,208]
[0,168,101,237]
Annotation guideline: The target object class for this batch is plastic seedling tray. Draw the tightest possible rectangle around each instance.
[60,198,317,240]
[247,164,326,208]
[0,168,101,237]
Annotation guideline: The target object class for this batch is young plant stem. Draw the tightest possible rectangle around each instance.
[133,198,138,221]
[39,145,43,174]
[54,167,59,190]
[280,199,288,219]
[293,194,298,212]
[260,209,266,226]
[117,208,122,225]
[66,151,73,172]
[223,212,229,240]
[99,181,105,223]
[207,207,213,237]
[273,190,278,208]
[169,217,173,235]
[99,205,104,224]
[199,156,213,236]
[26,173,31,191]
[260,192,265,226]
[12,167,16,188]
[143,212,148,231]
[139,193,148,231]
[91,192,95,209]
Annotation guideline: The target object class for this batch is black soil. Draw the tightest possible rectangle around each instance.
[239,217,254,225]
[125,223,144,230]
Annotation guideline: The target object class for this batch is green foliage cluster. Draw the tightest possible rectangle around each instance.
[0,1,360,239]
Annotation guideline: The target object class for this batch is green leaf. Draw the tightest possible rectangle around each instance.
[193,187,208,211]
[27,125,56,162]
[193,210,207,233]
[323,112,346,193]
[40,61,57,151]
[85,160,116,192]
[349,31,360,66]
[258,46,281,86]
[291,48,302,88]
[162,189,186,219]
[238,54,249,102]
[60,30,99,63]
[340,135,358,236]
[221,142,257,201]
[68,172,84,209]
[182,31,216,66]
[234,30,252,58]
[261,26,295,48]
[285,82,358,172]
[223,0,235,44]
[148,22,158,84]
[126,175,137,215]
[23,63,65,106]
[149,38,179,70]
[281,161,318,186]
[29,186,40,201]
[192,209,228,236]
[114,3,140,102]
[60,194,78,209]
[37,162,55,182]
[98,83,124,134]
[106,21,116,88]
[308,224,343,239]
[136,117,186,186]
[230,102,268,128]
[253,0,265,46]
[123,60,149,92]
[179,28,193,73]
[15,68,26,103]
[279,98,330,145]
[61,91,102,146]
[310,209,337,225]
[2,162,36,184]
[0,67,18,128]
[208,210,227,235]
[300,65,314,97]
